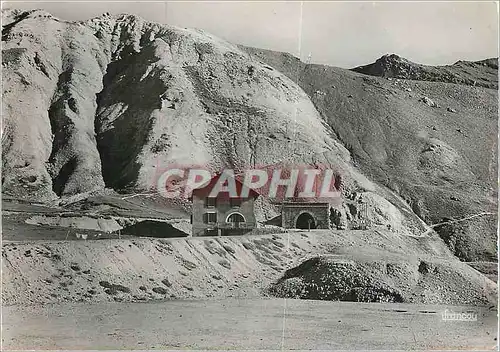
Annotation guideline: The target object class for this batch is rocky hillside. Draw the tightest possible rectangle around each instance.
[1,10,497,261]
[242,47,498,262]
[351,54,498,89]
[2,9,357,200]
[1,9,431,237]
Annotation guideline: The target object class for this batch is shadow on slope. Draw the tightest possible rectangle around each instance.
[121,220,189,238]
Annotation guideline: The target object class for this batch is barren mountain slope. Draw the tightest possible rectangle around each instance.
[2,9,351,199]
[242,47,498,261]
[2,9,432,237]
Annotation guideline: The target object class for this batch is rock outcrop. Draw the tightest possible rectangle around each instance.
[351,53,498,89]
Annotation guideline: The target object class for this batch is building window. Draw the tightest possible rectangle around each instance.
[205,197,216,208]
[204,212,217,224]
[230,198,242,208]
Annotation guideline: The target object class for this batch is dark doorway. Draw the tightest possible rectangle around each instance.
[296,212,317,229]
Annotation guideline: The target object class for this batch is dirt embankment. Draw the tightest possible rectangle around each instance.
[1,233,307,305]
[4,228,488,307]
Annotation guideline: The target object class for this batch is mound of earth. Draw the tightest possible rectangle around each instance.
[268,255,497,306]
[242,47,497,262]
[351,54,498,89]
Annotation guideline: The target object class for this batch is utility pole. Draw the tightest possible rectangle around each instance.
[358,197,370,230]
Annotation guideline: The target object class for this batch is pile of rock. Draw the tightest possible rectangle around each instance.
[419,96,439,108]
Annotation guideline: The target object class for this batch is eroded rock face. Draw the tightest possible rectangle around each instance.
[2,10,351,201]
[2,10,107,200]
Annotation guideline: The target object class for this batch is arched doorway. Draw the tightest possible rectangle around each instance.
[226,212,246,224]
[224,212,246,235]
[296,212,317,229]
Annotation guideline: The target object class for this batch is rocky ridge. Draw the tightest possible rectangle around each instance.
[352,53,498,89]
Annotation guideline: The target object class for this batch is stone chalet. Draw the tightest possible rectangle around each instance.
[189,174,260,237]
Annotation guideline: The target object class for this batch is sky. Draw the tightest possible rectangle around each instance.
[2,1,498,68]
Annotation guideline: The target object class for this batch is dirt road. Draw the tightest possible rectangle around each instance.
[3,298,496,350]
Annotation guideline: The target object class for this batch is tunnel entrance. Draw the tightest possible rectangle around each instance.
[296,212,317,230]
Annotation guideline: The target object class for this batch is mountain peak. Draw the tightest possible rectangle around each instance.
[351,53,417,79]
[376,53,412,65]
[380,53,404,60]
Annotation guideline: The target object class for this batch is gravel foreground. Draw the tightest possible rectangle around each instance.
[3,298,497,350]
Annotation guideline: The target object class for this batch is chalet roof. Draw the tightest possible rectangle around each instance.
[279,201,330,205]
[271,198,341,206]
[189,173,260,200]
